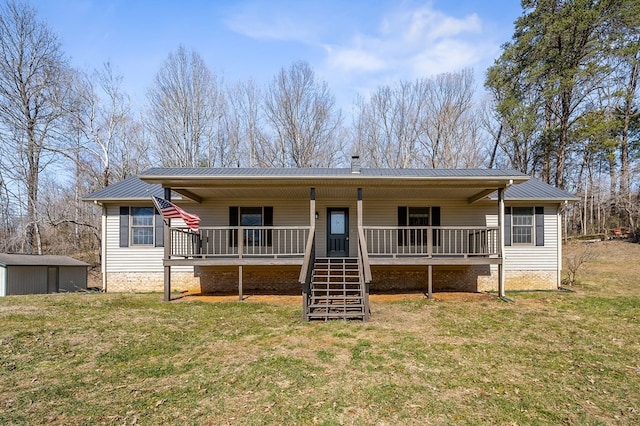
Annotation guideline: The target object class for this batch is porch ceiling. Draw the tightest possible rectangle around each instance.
[171,184,505,202]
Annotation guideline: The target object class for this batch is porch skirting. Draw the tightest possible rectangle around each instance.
[363,266,554,293]
[105,267,557,294]
[197,265,302,295]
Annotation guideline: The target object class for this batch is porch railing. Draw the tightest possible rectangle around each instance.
[170,226,310,258]
[362,226,499,257]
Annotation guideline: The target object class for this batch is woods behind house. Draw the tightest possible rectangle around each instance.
[0,0,639,261]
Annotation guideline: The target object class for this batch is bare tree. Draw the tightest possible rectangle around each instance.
[421,69,486,168]
[0,1,70,253]
[353,80,427,168]
[227,80,269,167]
[263,61,343,167]
[353,70,486,169]
[146,46,223,167]
[110,116,152,180]
[68,63,137,188]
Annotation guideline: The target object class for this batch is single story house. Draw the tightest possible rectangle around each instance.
[83,159,578,320]
[0,254,89,296]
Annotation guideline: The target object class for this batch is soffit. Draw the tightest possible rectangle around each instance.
[170,185,502,201]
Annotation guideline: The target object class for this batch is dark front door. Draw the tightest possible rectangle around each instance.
[327,208,349,257]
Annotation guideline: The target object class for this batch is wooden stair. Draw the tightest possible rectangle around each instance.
[306,258,367,321]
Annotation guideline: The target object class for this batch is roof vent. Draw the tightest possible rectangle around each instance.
[351,155,361,174]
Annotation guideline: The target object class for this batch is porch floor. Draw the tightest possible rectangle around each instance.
[165,255,500,267]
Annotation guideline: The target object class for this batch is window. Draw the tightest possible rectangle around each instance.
[398,206,441,246]
[512,207,533,244]
[408,207,429,245]
[330,211,346,234]
[241,207,263,244]
[131,207,155,245]
[229,206,273,247]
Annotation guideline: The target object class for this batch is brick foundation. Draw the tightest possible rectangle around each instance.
[106,266,557,294]
[196,266,301,295]
[370,265,493,293]
[106,272,200,293]
[504,270,557,291]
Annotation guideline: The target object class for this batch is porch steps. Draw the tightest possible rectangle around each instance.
[306,258,367,321]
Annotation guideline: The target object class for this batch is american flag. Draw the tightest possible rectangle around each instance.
[152,196,200,233]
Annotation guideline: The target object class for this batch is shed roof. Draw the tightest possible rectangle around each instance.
[0,254,90,267]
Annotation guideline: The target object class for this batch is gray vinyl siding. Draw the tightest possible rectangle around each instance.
[6,266,48,295]
[59,267,88,292]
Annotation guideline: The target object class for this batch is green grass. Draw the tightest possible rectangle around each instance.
[0,241,639,425]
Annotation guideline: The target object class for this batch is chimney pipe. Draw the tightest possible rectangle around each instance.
[351,155,361,174]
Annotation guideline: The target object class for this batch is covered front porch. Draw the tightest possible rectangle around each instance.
[138,166,527,319]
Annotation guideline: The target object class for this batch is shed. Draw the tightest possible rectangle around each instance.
[0,254,90,296]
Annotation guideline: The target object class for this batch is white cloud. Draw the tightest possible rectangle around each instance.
[224,1,500,111]
[324,4,484,78]
[314,3,497,110]
[224,0,327,44]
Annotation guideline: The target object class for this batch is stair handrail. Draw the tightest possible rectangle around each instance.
[299,225,316,284]
[357,226,372,283]
[300,225,315,321]
[357,226,371,321]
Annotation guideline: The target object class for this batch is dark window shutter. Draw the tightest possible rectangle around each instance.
[398,206,407,246]
[431,206,441,246]
[504,207,512,246]
[154,208,164,247]
[229,207,238,247]
[119,207,129,247]
[264,206,273,246]
[535,206,544,246]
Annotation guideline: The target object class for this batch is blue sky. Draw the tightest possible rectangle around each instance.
[31,0,523,110]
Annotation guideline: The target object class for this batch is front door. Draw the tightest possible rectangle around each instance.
[327,208,349,257]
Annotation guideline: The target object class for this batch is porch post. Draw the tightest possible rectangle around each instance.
[163,187,172,302]
[357,188,363,228]
[498,187,505,298]
[357,187,370,318]
[238,265,243,302]
[310,188,316,226]
[427,264,433,299]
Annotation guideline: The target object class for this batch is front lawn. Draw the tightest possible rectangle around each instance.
[0,241,638,425]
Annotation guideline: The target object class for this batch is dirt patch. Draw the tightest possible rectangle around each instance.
[177,291,493,304]
[177,293,302,304]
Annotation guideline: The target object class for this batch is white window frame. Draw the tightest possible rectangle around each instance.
[130,207,155,246]
[511,207,534,245]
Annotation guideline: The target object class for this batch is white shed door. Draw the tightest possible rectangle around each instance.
[0,266,6,297]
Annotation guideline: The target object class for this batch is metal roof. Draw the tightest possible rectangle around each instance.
[83,168,576,203]
[500,178,579,201]
[83,176,167,202]
[0,254,90,267]
[140,167,528,179]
